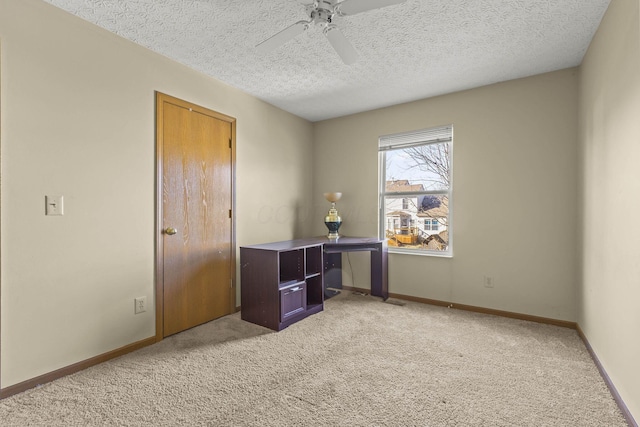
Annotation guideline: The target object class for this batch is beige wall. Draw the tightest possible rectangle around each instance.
[313,68,579,321]
[579,0,640,421]
[0,0,314,387]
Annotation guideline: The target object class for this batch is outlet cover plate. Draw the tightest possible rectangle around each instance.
[134,296,147,314]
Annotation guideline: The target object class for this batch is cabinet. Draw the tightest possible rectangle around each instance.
[241,241,324,331]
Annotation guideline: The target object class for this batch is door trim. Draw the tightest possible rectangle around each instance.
[155,92,236,342]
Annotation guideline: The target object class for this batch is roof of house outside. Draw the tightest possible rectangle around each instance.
[387,210,413,217]
[417,205,448,218]
[386,180,425,192]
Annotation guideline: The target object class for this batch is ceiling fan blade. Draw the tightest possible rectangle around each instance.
[324,26,358,65]
[330,15,346,26]
[336,0,406,16]
[256,21,310,53]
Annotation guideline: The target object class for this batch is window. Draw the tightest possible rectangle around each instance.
[423,218,439,231]
[379,125,453,255]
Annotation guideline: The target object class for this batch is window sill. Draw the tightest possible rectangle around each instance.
[388,248,453,258]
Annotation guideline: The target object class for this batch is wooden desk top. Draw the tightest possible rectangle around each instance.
[241,236,384,252]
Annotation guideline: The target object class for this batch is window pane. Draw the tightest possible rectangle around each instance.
[385,143,450,192]
[383,195,449,252]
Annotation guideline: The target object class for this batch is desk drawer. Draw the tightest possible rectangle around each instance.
[280,282,307,322]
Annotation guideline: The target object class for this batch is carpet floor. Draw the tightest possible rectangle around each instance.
[0,292,627,426]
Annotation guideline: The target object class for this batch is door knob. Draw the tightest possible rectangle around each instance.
[165,227,178,235]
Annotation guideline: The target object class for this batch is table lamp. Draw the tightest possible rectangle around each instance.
[323,192,342,239]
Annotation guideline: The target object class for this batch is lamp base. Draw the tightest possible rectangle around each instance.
[324,201,342,239]
[324,220,342,239]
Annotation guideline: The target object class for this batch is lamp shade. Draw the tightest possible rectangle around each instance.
[323,192,342,203]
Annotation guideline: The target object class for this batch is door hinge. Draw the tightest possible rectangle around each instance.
[229,137,232,149]
[230,279,233,288]
[229,209,232,218]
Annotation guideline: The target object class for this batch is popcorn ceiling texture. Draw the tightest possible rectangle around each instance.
[43,0,610,121]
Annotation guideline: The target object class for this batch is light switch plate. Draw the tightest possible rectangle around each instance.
[45,195,64,216]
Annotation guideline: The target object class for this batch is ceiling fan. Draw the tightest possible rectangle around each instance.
[256,0,407,65]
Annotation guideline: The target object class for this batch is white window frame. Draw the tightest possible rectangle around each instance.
[378,125,453,257]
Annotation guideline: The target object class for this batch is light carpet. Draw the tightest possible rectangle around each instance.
[0,292,627,426]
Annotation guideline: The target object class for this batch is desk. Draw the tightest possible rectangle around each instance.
[240,236,387,330]
[322,237,388,300]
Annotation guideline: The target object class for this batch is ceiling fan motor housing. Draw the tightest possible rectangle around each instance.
[310,1,336,26]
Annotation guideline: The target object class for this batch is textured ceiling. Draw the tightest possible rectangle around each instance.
[43,0,611,122]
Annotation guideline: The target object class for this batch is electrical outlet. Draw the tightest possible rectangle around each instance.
[134,296,147,314]
[483,276,494,288]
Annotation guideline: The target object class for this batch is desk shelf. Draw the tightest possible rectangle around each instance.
[241,243,325,331]
[279,249,304,284]
[305,245,323,276]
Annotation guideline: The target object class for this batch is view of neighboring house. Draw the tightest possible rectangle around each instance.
[384,179,449,250]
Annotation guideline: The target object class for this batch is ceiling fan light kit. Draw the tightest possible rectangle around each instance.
[256,0,407,65]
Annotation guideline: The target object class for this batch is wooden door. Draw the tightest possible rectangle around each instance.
[156,93,236,338]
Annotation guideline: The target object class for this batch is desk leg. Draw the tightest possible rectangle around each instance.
[324,251,342,299]
[371,243,389,300]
